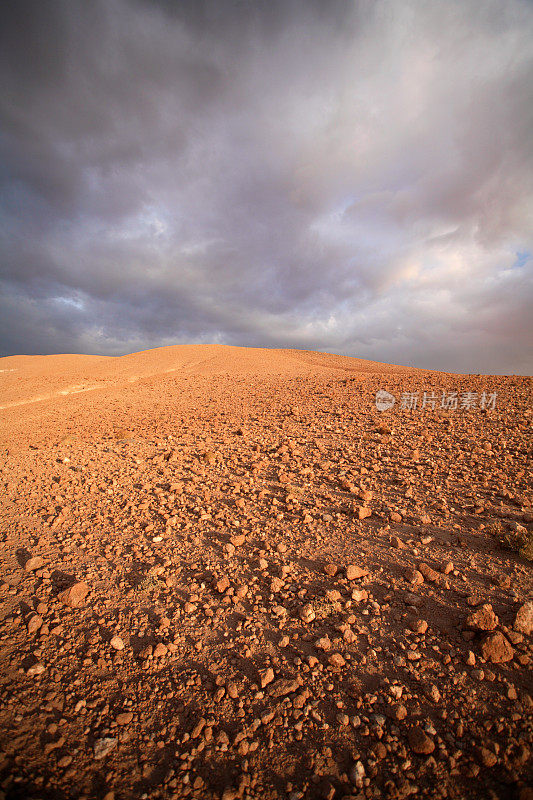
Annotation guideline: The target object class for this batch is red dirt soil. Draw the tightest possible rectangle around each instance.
[0,345,531,800]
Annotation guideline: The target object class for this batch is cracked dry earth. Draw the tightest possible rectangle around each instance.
[0,345,531,800]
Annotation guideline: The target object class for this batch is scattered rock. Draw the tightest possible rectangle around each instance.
[259,667,275,688]
[299,604,315,623]
[27,614,43,634]
[24,556,44,572]
[418,562,440,583]
[408,726,435,755]
[93,738,118,760]
[346,565,368,580]
[466,604,499,631]
[268,679,299,698]
[480,632,514,663]
[514,601,533,635]
[57,581,90,608]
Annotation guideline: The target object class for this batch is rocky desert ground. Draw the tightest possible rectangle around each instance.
[0,344,531,800]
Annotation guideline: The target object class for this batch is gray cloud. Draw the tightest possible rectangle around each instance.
[1,0,532,373]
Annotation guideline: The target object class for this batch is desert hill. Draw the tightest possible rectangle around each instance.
[0,345,418,448]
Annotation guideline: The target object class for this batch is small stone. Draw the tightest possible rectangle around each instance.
[371,742,387,760]
[408,726,435,755]
[391,536,405,549]
[389,703,407,721]
[116,712,133,725]
[466,604,499,631]
[424,684,441,703]
[268,679,299,697]
[58,581,90,608]
[409,619,428,634]
[514,601,533,635]
[93,737,118,760]
[480,632,514,663]
[323,563,338,576]
[418,562,440,583]
[441,560,454,574]
[226,682,239,699]
[259,667,275,688]
[27,661,45,676]
[110,635,124,651]
[479,747,498,768]
[153,643,168,658]
[327,653,346,669]
[24,556,44,572]
[346,565,368,580]
[215,576,230,593]
[27,614,43,634]
[351,588,368,602]
[350,760,365,789]
[404,568,424,585]
[191,718,206,738]
[299,603,315,623]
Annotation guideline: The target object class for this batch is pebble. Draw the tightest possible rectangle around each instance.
[93,738,118,760]
[466,604,499,631]
[346,565,368,580]
[27,662,45,676]
[514,601,533,635]
[27,614,43,634]
[58,581,90,608]
[259,667,275,688]
[481,632,514,663]
[24,555,45,572]
[299,604,315,623]
[268,679,299,697]
[408,726,435,755]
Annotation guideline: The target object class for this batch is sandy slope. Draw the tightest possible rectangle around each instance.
[0,345,416,447]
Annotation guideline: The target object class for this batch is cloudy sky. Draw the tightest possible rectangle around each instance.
[1,0,532,373]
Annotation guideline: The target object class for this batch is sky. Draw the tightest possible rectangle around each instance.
[1,0,532,374]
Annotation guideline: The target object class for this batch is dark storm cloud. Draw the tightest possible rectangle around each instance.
[1,0,532,372]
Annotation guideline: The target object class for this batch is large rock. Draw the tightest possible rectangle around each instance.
[514,601,533,635]
[480,632,514,663]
